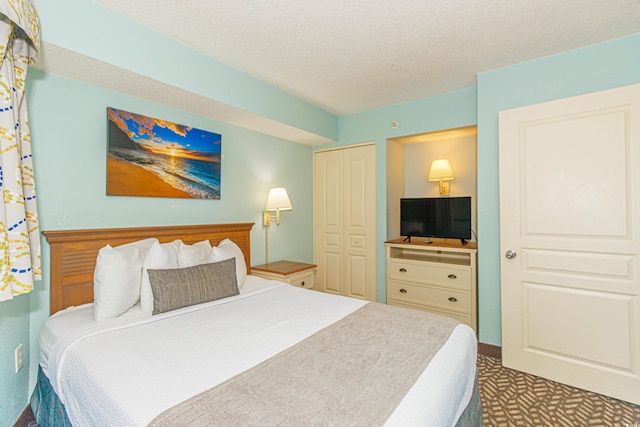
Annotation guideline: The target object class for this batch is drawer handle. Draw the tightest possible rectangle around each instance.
[399,268,407,273]
[448,274,457,279]
[399,288,408,294]
[300,281,305,287]
[448,297,458,302]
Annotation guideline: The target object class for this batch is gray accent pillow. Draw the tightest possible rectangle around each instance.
[148,258,238,315]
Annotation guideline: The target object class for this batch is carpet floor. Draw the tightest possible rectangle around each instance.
[477,354,640,426]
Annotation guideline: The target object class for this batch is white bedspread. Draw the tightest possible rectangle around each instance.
[44,277,476,426]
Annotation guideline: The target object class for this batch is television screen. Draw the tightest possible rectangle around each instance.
[400,197,471,241]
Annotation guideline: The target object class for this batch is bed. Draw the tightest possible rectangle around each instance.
[31,223,482,426]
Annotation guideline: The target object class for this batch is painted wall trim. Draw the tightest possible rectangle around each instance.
[34,43,335,146]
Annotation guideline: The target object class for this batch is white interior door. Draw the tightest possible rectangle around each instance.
[499,83,640,404]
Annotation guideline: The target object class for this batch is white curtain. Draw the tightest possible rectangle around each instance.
[0,0,40,302]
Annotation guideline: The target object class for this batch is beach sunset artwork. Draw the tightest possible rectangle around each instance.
[107,107,221,199]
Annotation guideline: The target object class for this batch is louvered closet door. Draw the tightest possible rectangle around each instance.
[499,83,640,405]
[314,144,376,301]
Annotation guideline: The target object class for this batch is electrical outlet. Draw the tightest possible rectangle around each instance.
[14,344,23,373]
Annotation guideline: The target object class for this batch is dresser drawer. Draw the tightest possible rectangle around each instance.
[289,272,314,289]
[387,280,470,314]
[388,260,471,290]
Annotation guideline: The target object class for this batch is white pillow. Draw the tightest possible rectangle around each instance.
[132,238,159,259]
[93,238,157,321]
[211,238,247,289]
[178,239,213,268]
[140,240,181,314]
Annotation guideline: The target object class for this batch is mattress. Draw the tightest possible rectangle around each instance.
[41,276,477,426]
[39,275,265,377]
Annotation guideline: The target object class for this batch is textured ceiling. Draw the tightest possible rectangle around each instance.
[95,0,640,115]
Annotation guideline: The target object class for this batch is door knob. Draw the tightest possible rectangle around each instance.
[505,250,517,259]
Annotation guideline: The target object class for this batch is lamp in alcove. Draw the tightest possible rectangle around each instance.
[262,187,292,265]
[428,159,455,196]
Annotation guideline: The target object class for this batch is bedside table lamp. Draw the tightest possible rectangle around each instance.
[263,187,292,264]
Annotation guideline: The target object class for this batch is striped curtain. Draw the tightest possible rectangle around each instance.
[0,0,40,302]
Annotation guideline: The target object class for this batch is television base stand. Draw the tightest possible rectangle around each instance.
[385,238,478,335]
[403,236,437,245]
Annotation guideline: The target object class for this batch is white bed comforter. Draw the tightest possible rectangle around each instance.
[45,277,477,426]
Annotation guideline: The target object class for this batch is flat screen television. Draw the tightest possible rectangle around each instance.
[400,197,472,244]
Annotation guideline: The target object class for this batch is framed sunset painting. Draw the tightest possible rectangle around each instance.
[107,107,221,199]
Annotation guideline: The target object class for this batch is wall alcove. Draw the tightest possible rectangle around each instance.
[386,126,478,241]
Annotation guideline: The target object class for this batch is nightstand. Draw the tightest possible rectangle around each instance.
[251,261,317,289]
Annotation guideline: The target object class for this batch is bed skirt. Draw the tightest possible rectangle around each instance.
[30,367,72,427]
[30,366,483,427]
[456,372,484,426]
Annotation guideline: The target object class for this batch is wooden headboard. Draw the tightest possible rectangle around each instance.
[43,223,254,315]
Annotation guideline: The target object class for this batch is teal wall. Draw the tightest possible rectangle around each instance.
[0,295,30,425]
[476,32,640,346]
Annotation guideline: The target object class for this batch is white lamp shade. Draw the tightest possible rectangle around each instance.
[265,187,292,211]
[428,159,455,181]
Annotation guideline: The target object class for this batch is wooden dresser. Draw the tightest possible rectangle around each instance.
[385,238,478,335]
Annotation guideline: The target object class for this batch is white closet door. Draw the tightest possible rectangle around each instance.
[499,83,640,404]
[314,144,376,301]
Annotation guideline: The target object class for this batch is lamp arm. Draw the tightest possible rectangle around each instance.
[262,208,282,226]
[438,179,451,196]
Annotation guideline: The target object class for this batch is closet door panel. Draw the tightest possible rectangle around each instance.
[343,145,376,301]
[345,253,368,299]
[314,150,344,294]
